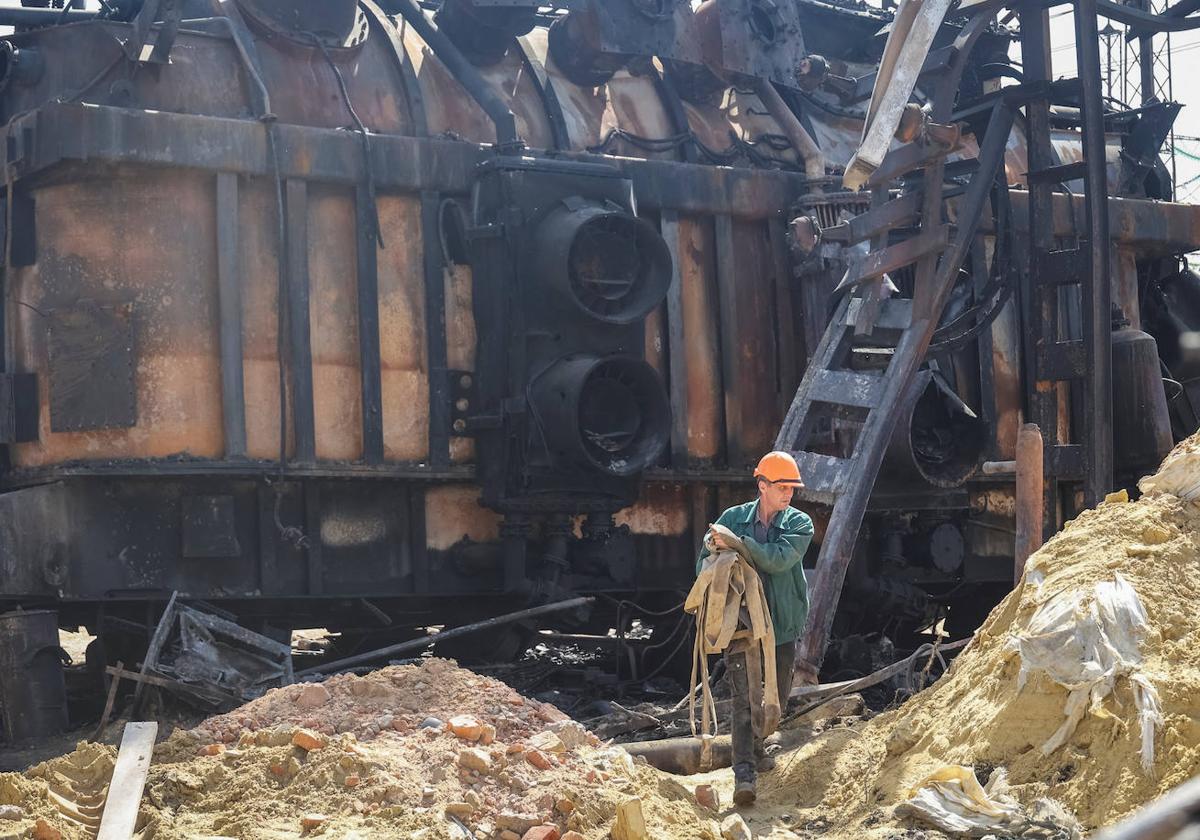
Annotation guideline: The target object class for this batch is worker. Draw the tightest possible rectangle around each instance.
[695,450,814,806]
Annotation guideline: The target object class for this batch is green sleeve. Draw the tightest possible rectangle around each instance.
[738,511,814,575]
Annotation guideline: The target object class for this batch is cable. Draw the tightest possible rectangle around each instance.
[305,33,385,248]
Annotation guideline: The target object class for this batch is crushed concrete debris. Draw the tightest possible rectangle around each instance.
[0,658,723,839]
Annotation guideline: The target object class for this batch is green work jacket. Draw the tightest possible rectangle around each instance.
[695,500,814,644]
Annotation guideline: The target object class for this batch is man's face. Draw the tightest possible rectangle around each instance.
[759,479,797,512]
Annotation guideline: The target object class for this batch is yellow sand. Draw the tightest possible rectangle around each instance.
[698,432,1200,838]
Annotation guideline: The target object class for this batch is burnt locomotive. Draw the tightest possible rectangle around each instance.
[0,0,1195,707]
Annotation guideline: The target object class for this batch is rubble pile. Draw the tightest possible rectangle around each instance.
[736,431,1200,838]
[0,659,725,839]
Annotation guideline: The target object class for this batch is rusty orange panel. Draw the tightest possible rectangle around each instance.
[678,215,723,462]
[12,167,223,467]
[376,194,430,462]
[425,485,502,550]
[240,177,292,461]
[307,184,365,462]
[616,482,689,536]
[718,219,781,466]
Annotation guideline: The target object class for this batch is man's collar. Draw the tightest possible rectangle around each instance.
[743,498,784,527]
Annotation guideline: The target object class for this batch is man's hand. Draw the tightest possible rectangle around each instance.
[708,529,734,552]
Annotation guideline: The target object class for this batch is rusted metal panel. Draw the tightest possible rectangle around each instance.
[306,184,364,462]
[238,178,289,463]
[677,215,723,463]
[716,216,781,467]
[47,303,136,434]
[11,168,224,468]
[376,194,430,463]
[615,482,689,536]
[424,485,501,550]
[1114,245,1141,329]
[989,296,1022,461]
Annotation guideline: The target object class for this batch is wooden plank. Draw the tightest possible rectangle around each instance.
[844,297,912,331]
[837,224,950,292]
[812,370,884,410]
[96,722,158,840]
[91,660,123,742]
[866,140,955,188]
[661,210,689,467]
[791,451,851,503]
[843,0,956,189]
[133,592,177,709]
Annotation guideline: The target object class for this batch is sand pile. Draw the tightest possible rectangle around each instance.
[0,658,728,840]
[725,432,1200,838]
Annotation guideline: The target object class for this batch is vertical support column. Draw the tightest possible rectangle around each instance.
[303,481,323,595]
[1015,422,1044,584]
[662,210,689,467]
[1018,8,1059,538]
[714,214,740,467]
[1075,0,1114,507]
[422,191,450,468]
[216,172,247,459]
[356,185,384,465]
[409,487,430,595]
[285,179,316,463]
[768,213,800,412]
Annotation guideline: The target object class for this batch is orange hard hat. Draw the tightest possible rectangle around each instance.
[753,451,803,486]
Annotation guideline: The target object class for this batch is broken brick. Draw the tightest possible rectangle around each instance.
[295,683,332,709]
[291,728,328,752]
[31,819,61,840]
[524,749,552,770]
[344,775,361,787]
[448,715,484,741]
[521,827,560,840]
[300,814,328,831]
[197,743,225,757]
[694,784,719,812]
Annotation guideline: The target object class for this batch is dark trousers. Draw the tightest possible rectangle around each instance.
[725,640,796,780]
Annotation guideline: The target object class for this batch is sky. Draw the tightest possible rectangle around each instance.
[1036,8,1200,204]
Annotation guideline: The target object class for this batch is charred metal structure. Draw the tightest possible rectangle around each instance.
[0,0,1198,711]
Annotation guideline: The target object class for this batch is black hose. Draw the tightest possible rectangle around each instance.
[388,0,522,152]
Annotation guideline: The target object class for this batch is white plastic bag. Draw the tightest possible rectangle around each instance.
[899,766,1084,838]
[1008,574,1162,772]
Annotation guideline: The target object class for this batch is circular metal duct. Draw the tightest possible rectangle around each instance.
[534,201,672,325]
[530,356,670,476]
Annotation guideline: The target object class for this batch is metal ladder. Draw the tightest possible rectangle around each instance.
[777,11,1014,679]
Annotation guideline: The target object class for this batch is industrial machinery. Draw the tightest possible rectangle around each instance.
[0,0,1197,727]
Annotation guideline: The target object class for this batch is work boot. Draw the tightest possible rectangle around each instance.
[733,763,757,807]
[754,741,777,773]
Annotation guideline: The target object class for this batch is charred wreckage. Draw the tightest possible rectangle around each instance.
[0,0,1198,739]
